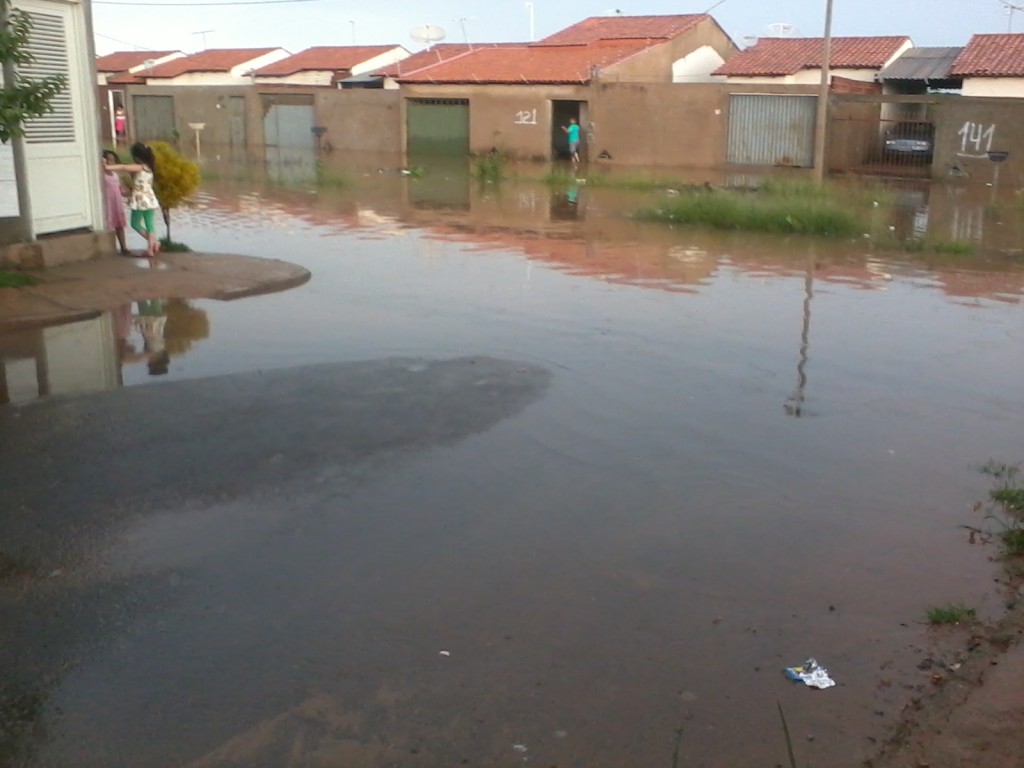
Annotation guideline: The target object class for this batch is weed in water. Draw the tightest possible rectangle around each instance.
[638,187,861,237]
[966,461,1024,558]
[158,238,191,253]
[0,271,37,288]
[925,603,977,625]
[472,150,509,183]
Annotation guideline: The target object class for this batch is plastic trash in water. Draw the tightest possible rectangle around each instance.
[784,657,836,689]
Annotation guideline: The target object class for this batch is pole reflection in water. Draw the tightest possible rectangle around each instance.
[784,251,814,418]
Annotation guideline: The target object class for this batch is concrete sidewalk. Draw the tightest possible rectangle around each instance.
[0,252,310,331]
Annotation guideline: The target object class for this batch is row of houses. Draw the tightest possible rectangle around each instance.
[92,15,1024,182]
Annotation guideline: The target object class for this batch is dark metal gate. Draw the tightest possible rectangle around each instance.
[406,98,469,156]
[131,95,176,143]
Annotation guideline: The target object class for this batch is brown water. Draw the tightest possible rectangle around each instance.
[2,171,1024,767]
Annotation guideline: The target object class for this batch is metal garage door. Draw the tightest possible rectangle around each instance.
[406,98,469,156]
[132,95,176,142]
[263,95,315,184]
[726,94,817,167]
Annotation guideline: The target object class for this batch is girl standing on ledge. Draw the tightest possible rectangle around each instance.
[108,142,160,258]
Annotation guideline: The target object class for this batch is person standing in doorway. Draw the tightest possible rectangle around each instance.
[114,106,127,144]
[101,150,129,255]
[562,117,580,165]
[107,142,161,258]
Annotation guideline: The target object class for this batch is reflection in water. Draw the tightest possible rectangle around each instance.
[3,172,1024,768]
[0,316,118,404]
[0,300,209,404]
[785,253,815,418]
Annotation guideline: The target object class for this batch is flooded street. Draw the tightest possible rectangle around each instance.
[2,169,1024,767]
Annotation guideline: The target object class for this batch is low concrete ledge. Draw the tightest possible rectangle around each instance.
[1,231,116,270]
[0,251,311,331]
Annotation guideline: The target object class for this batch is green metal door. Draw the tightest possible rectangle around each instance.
[406,98,469,156]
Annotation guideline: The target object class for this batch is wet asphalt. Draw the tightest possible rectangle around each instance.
[0,356,550,767]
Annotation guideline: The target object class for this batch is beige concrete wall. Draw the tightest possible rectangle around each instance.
[932,95,1024,180]
[590,82,819,167]
[315,89,402,160]
[399,83,589,160]
[961,78,1024,98]
[603,17,739,84]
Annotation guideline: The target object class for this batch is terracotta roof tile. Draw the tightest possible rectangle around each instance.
[951,34,1024,76]
[253,45,401,76]
[142,48,279,78]
[96,50,181,73]
[396,40,652,84]
[714,36,910,76]
[376,44,500,77]
[537,14,707,45]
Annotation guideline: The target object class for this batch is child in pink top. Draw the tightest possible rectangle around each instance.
[102,150,129,254]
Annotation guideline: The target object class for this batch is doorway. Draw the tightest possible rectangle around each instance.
[551,100,587,162]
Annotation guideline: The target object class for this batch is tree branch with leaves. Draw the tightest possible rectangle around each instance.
[0,0,67,144]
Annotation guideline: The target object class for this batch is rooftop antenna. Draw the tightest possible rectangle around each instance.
[1001,0,1024,32]
[525,2,535,42]
[765,22,799,37]
[457,16,476,49]
[348,19,355,45]
[410,23,446,52]
[191,28,214,50]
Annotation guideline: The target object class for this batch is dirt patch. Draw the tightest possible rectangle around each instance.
[868,576,1024,768]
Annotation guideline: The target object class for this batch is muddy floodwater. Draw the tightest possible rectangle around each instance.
[2,169,1024,768]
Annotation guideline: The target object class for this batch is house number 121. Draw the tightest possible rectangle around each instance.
[514,109,537,125]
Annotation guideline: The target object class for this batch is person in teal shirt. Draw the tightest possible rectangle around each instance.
[562,117,580,164]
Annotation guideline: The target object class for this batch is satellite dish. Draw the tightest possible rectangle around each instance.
[765,22,799,37]
[410,24,446,46]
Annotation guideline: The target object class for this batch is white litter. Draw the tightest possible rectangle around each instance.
[784,658,836,689]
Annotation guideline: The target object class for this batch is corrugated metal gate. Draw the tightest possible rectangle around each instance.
[406,99,469,156]
[263,95,315,184]
[726,94,817,167]
[132,95,176,142]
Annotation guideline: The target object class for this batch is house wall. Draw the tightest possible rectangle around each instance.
[254,71,333,87]
[399,83,589,160]
[351,47,410,77]
[125,84,402,167]
[727,68,879,85]
[589,82,819,167]
[603,17,739,83]
[315,89,402,162]
[931,95,1024,179]
[961,77,1024,98]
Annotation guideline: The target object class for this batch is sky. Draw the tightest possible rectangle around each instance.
[93,0,1022,56]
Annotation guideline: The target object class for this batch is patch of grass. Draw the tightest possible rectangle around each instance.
[472,150,509,183]
[877,238,976,255]
[0,271,38,288]
[539,170,700,192]
[967,461,1024,558]
[158,238,191,253]
[637,187,862,237]
[925,603,977,625]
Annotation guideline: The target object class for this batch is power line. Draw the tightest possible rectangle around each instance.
[94,0,327,6]
[95,31,157,49]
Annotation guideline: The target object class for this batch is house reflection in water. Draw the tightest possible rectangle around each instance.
[0,300,210,406]
[0,315,119,405]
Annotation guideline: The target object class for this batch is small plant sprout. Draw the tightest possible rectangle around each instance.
[925,603,977,626]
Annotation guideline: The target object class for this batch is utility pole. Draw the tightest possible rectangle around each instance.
[812,0,834,184]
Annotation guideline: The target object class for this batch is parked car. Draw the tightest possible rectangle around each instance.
[882,122,934,162]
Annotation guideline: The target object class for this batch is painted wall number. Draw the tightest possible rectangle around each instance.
[514,109,537,125]
[957,121,996,158]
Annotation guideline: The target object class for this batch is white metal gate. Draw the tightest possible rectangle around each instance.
[19,0,99,234]
[726,94,817,168]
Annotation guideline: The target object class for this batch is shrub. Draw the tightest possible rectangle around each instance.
[151,141,200,241]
